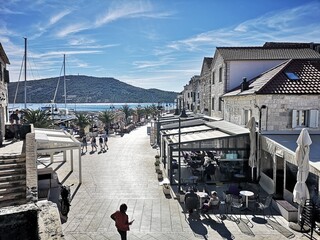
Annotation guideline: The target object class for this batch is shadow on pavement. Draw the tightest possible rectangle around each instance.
[201,214,234,240]
[186,213,208,239]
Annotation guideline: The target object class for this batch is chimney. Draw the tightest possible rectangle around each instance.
[241,77,249,92]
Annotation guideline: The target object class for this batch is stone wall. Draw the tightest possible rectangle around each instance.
[25,132,38,202]
[224,94,320,131]
[0,201,64,240]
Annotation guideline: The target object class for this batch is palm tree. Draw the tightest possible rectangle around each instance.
[121,104,133,125]
[135,106,145,122]
[23,109,52,128]
[74,113,90,137]
[98,111,115,130]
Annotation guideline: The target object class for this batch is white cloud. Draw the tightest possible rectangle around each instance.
[56,23,89,38]
[49,10,72,25]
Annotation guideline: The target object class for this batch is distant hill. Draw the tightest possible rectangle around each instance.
[8,75,178,103]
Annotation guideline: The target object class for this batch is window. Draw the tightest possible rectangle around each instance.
[212,71,215,84]
[243,109,251,125]
[285,72,300,81]
[218,97,223,111]
[292,109,319,128]
[219,67,223,82]
[212,97,215,110]
[188,92,190,98]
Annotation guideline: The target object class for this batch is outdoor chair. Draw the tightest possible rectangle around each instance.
[207,200,220,214]
[229,195,243,223]
[255,195,273,218]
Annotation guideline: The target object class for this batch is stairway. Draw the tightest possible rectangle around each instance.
[0,157,27,208]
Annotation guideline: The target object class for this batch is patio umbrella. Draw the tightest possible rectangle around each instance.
[293,128,312,218]
[246,116,257,181]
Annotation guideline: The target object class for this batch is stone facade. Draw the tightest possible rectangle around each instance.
[224,94,320,131]
[210,53,226,119]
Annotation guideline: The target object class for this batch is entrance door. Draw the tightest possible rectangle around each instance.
[275,155,284,199]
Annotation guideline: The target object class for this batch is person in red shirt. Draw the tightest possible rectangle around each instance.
[111,204,134,240]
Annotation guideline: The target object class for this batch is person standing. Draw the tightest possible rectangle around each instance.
[9,109,20,140]
[110,204,134,240]
[91,136,97,152]
[104,134,109,150]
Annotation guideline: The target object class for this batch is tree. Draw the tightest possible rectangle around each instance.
[135,106,145,122]
[121,104,133,125]
[98,111,115,129]
[74,113,90,137]
[23,109,52,128]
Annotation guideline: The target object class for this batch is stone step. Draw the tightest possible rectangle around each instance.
[0,162,26,170]
[0,169,26,177]
[0,191,26,202]
[0,186,26,195]
[0,174,26,182]
[0,158,25,165]
[0,180,26,189]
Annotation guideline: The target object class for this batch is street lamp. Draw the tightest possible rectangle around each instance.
[254,104,267,179]
[178,109,188,192]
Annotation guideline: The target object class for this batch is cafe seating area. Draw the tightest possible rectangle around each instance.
[171,150,249,187]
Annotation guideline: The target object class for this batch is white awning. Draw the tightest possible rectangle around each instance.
[35,128,82,183]
[169,129,231,144]
[163,125,212,136]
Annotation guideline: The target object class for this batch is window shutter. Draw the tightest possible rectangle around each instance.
[309,110,319,128]
[292,110,297,128]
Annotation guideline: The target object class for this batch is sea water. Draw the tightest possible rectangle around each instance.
[8,103,176,112]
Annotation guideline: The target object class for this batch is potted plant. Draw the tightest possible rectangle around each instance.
[163,183,171,195]
[157,170,163,180]
[154,161,160,172]
[155,154,160,163]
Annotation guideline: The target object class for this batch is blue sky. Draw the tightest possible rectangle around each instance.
[1,0,320,92]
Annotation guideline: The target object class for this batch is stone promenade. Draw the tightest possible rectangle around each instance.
[57,125,308,240]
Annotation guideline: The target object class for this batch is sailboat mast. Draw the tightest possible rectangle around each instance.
[63,54,67,115]
[24,37,27,109]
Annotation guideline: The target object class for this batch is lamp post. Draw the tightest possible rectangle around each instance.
[178,109,188,192]
[254,104,267,179]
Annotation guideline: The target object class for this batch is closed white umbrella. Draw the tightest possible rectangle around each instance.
[293,128,312,218]
[246,117,257,181]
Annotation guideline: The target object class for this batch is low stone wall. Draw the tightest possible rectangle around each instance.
[0,201,64,240]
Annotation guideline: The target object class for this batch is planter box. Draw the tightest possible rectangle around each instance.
[163,186,171,195]
[273,200,298,222]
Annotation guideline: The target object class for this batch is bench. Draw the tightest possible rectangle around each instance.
[274,200,298,222]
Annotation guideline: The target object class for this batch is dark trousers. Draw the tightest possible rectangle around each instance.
[117,229,127,240]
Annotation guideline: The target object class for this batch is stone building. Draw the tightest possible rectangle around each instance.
[0,43,10,145]
[199,57,212,115]
[209,45,320,119]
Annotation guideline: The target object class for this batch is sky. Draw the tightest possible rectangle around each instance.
[1,0,320,92]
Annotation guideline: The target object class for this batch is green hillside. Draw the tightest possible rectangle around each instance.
[8,75,178,103]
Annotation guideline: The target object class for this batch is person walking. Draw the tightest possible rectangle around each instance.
[91,136,97,152]
[81,136,87,153]
[110,203,134,240]
[99,135,104,152]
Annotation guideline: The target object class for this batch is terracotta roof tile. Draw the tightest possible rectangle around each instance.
[217,47,320,60]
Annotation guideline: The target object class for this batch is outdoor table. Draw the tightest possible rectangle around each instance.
[240,190,254,210]
[196,191,208,209]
